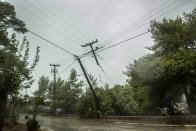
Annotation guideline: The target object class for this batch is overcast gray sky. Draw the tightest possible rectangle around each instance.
[5,0,196,93]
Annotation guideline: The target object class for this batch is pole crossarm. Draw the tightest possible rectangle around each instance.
[81,39,98,47]
[81,39,101,66]
[81,31,150,58]
[82,46,103,56]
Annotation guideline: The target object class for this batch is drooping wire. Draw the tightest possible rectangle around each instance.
[97,63,116,86]
[81,31,149,58]
[31,0,87,43]
[108,0,190,43]
[100,31,149,52]
[97,54,126,80]
[36,0,91,41]
[26,0,87,43]
[58,60,76,76]
[28,30,77,57]
[100,0,189,47]
[101,0,177,45]
[84,56,116,86]
[82,0,191,58]
[10,0,78,43]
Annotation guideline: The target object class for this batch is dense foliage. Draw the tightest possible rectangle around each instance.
[0,1,40,129]
[33,70,151,117]
[33,8,196,118]
[126,8,196,115]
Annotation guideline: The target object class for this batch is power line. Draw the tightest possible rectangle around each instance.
[32,0,87,43]
[11,0,85,44]
[55,57,75,64]
[29,26,99,111]
[82,0,190,58]
[10,0,77,44]
[98,65,116,86]
[24,0,86,42]
[36,0,91,41]
[112,0,189,41]
[81,31,149,58]
[101,31,149,51]
[101,0,186,46]
[58,60,76,76]
[28,30,77,56]
[101,0,177,45]
[81,39,101,66]
[98,55,126,79]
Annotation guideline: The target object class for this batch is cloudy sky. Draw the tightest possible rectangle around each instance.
[5,0,196,93]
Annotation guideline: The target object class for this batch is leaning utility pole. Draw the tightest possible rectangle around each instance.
[75,56,100,115]
[81,39,101,66]
[50,64,60,116]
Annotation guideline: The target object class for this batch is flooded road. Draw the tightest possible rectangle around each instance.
[35,116,196,131]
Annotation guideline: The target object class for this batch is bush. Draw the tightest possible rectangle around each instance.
[25,114,40,131]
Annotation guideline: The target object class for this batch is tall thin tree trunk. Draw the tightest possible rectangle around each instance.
[0,93,7,131]
[0,99,6,131]
[184,82,196,114]
[0,108,3,131]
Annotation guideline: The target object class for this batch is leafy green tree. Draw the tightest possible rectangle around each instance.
[77,75,99,118]
[125,8,196,115]
[125,54,175,114]
[149,8,196,114]
[34,76,50,99]
[78,91,97,118]
[33,76,50,112]
[0,1,27,33]
[55,69,83,114]
[0,1,40,129]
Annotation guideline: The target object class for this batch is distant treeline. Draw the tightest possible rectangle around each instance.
[29,8,196,118]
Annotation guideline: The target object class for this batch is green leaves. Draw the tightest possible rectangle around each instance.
[162,50,196,76]
[0,31,40,95]
[0,1,27,33]
[125,8,196,115]
[149,8,196,55]
[0,3,40,123]
[33,69,83,114]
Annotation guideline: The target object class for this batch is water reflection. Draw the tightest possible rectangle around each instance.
[36,116,196,131]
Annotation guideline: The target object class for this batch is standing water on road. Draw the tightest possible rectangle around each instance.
[33,116,196,131]
[1,0,196,130]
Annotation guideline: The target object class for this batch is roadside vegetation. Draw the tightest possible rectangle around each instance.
[0,1,40,130]
[32,7,196,118]
[29,9,196,118]
[0,0,195,130]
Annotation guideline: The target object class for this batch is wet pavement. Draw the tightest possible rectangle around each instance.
[34,116,196,131]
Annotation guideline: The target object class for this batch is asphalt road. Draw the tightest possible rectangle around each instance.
[31,116,196,131]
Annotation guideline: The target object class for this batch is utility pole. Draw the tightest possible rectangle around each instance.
[75,56,100,115]
[81,39,101,66]
[50,64,60,116]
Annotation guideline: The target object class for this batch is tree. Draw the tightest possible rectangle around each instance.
[149,8,196,114]
[125,8,196,115]
[33,76,50,112]
[0,1,27,33]
[53,69,83,114]
[125,54,177,114]
[77,75,100,118]
[0,1,40,130]
[60,69,83,113]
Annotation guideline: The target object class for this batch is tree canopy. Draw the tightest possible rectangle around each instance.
[126,8,196,115]
[0,1,40,129]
